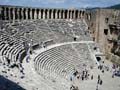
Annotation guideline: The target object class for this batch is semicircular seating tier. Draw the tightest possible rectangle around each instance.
[0,19,92,47]
[0,31,27,65]
[0,19,92,67]
[34,43,95,82]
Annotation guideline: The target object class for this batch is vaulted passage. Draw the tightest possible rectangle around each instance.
[0,5,86,20]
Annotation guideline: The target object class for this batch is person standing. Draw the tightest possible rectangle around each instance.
[91,75,93,80]
[96,84,98,90]
[100,80,103,85]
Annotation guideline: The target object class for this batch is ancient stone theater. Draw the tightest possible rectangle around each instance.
[0,5,120,90]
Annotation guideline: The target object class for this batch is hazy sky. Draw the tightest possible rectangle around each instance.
[0,0,120,8]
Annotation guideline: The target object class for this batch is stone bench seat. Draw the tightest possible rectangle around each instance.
[35,51,74,79]
[34,43,95,81]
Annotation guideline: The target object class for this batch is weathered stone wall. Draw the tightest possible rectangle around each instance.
[87,8,120,64]
[106,53,120,65]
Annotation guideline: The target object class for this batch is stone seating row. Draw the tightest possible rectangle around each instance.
[1,19,92,48]
[0,33,26,65]
[22,58,70,90]
[34,43,95,81]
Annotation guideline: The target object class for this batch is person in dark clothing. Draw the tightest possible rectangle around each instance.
[73,71,78,76]
[83,71,85,75]
[86,70,88,75]
[91,75,93,80]
[6,57,10,64]
[70,76,72,81]
[100,80,103,85]
[98,75,100,80]
[97,75,101,84]
[98,66,100,69]
[82,75,84,80]
[112,73,115,78]
[102,70,104,73]
[74,37,77,41]
[85,74,87,80]
[77,75,80,79]
[97,79,100,84]
[96,85,98,90]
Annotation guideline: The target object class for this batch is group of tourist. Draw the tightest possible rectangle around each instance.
[70,66,94,82]
[96,61,120,90]
[95,74,103,90]
[69,60,120,90]
[70,67,93,90]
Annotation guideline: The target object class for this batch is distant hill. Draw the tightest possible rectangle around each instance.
[107,4,120,9]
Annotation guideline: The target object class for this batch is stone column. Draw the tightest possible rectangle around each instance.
[52,9,55,19]
[88,14,91,20]
[77,11,79,19]
[59,10,61,19]
[25,8,28,20]
[17,8,20,20]
[43,9,45,19]
[81,11,83,18]
[83,11,85,18]
[70,11,72,19]
[63,10,65,19]
[0,7,2,20]
[74,10,76,19]
[51,9,53,19]
[38,9,41,19]
[67,10,69,19]
[30,8,32,19]
[55,10,58,19]
[8,8,11,20]
[47,9,49,19]
[34,9,37,19]
[21,8,24,20]
[4,7,7,20]
[12,8,15,20]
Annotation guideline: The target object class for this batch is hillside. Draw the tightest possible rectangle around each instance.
[107,4,120,9]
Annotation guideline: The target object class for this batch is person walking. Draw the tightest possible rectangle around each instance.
[91,75,93,80]
[96,84,98,90]
[98,75,100,80]
[100,80,103,85]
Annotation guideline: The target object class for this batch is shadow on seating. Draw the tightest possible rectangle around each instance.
[0,75,26,90]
